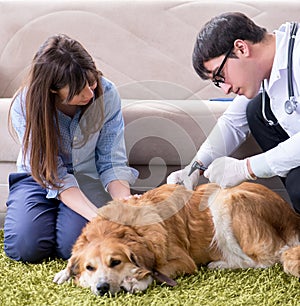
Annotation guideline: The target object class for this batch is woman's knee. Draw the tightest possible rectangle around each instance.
[56,228,85,260]
[56,241,73,260]
[4,223,56,262]
[56,221,87,260]
[4,208,57,262]
[5,174,58,262]
[56,203,88,260]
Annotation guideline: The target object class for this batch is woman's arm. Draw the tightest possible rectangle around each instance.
[58,187,98,221]
[95,79,139,196]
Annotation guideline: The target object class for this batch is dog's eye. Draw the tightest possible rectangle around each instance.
[86,265,96,271]
[110,259,121,268]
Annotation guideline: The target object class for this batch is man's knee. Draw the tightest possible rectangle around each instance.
[285,169,300,214]
[285,186,300,214]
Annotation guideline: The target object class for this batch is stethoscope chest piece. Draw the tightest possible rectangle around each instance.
[285,98,297,115]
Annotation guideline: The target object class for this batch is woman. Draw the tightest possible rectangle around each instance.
[4,34,138,262]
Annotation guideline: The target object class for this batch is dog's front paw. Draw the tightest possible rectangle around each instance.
[121,275,153,293]
[208,261,229,269]
[281,246,300,278]
[53,268,72,284]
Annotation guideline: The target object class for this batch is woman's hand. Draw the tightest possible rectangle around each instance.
[107,180,131,199]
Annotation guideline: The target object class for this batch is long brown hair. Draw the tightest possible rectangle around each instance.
[9,34,104,189]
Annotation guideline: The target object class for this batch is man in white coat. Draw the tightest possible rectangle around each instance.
[167,12,300,214]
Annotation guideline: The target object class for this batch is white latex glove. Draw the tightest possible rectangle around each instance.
[167,164,200,190]
[203,157,256,188]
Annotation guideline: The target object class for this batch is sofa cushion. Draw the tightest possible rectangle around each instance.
[122,99,231,166]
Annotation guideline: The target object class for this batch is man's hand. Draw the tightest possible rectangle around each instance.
[167,162,202,190]
[203,157,256,188]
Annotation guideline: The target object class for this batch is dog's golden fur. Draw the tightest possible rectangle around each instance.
[54,182,300,295]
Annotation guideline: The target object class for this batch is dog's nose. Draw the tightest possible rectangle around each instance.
[96,282,110,295]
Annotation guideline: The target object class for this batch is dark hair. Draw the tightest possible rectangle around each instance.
[10,34,104,188]
[192,12,267,79]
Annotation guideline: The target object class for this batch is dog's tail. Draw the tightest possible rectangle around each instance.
[281,245,300,278]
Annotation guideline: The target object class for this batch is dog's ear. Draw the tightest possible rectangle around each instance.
[129,252,143,268]
[70,256,81,277]
[61,255,80,283]
[128,243,156,271]
[127,250,177,287]
[123,245,154,272]
[127,251,153,281]
[71,235,87,253]
[65,231,89,282]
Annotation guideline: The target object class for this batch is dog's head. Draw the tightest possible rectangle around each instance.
[69,236,154,295]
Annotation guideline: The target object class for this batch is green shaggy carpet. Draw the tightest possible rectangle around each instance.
[0,230,299,306]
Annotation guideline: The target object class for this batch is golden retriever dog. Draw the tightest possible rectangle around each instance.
[54,182,300,295]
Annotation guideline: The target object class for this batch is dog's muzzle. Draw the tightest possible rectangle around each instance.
[96,282,110,296]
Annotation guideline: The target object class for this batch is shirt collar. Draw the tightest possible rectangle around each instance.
[269,22,292,88]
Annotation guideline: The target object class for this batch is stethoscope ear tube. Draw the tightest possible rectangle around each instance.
[287,22,298,98]
[285,22,298,115]
[263,22,298,125]
[262,81,278,126]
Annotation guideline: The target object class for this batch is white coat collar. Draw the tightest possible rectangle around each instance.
[268,22,292,89]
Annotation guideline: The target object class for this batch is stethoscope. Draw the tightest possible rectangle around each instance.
[262,22,298,126]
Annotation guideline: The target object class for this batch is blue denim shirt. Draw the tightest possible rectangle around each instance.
[11,77,138,198]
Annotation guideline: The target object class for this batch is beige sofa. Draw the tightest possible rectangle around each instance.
[1,0,299,227]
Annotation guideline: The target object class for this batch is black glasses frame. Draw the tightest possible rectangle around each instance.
[212,48,233,88]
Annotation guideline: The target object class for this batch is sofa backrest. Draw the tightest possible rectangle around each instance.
[1,0,300,101]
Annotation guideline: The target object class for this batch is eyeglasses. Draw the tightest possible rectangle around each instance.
[212,48,232,88]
